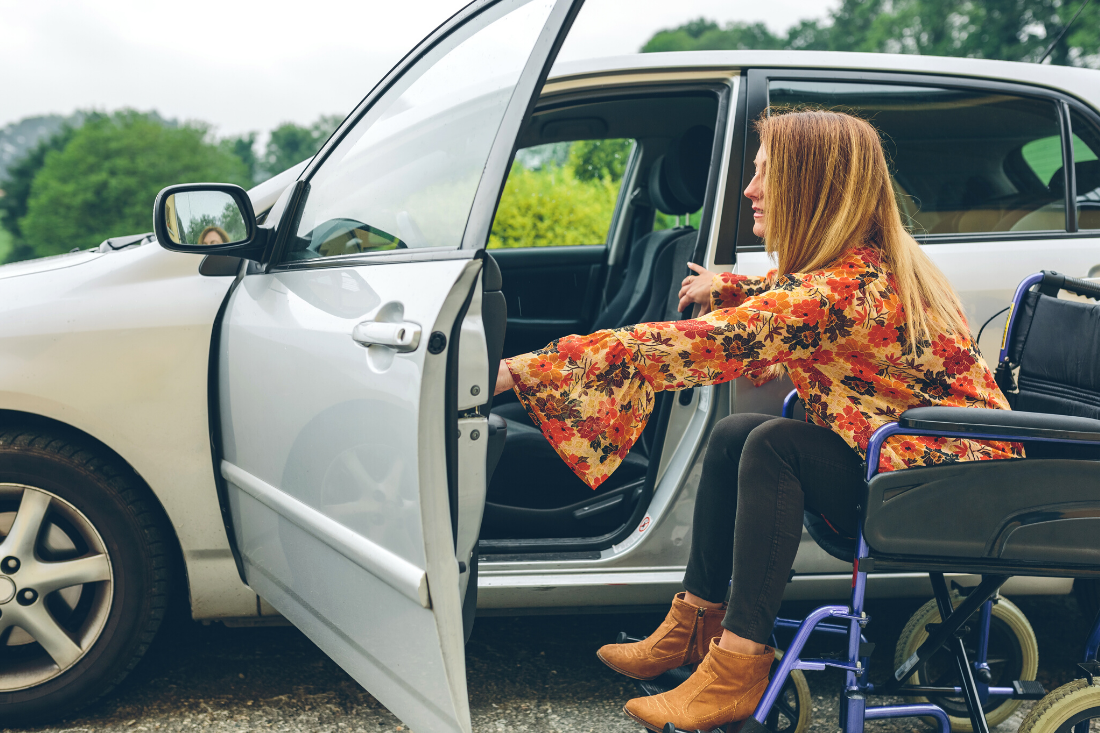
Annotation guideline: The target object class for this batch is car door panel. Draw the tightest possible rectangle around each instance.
[220,256,482,733]
[491,244,605,355]
[215,1,585,731]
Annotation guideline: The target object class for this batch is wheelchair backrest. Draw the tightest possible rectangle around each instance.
[997,270,1100,420]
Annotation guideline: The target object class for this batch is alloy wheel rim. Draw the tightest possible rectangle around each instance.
[0,484,114,691]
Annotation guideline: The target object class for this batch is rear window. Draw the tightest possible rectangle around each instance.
[769,80,1067,236]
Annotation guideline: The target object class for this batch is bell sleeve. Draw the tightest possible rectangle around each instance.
[506,275,829,489]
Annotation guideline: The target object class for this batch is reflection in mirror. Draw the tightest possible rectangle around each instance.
[164,191,247,245]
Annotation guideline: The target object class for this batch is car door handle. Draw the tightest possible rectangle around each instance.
[352,321,421,352]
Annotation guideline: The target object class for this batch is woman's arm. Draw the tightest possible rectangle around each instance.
[506,276,830,488]
[709,270,775,310]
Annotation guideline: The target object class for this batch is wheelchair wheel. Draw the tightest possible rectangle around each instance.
[895,593,1038,732]
[1018,679,1100,733]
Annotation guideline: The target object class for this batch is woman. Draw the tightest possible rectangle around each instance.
[494,110,1020,733]
[198,226,230,246]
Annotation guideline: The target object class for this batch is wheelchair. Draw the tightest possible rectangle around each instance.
[618,270,1100,733]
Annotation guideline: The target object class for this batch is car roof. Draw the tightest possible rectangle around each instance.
[549,51,1100,112]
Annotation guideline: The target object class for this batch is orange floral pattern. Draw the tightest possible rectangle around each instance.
[506,247,1021,490]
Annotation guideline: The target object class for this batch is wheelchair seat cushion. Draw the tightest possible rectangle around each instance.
[803,511,856,563]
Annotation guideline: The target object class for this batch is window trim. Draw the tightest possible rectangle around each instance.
[725,67,1100,260]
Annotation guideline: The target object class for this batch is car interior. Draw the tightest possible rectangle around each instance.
[477,88,724,552]
[768,81,1076,236]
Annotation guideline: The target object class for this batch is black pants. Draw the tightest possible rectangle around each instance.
[682,414,865,644]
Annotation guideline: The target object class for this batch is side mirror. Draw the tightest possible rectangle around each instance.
[153,183,266,258]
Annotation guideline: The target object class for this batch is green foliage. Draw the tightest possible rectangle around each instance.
[260,114,342,179]
[0,221,12,263]
[489,140,630,249]
[641,0,1100,67]
[567,139,633,182]
[642,18,785,52]
[0,122,81,239]
[19,111,250,257]
[220,132,259,183]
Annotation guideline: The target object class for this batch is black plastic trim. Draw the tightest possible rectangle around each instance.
[205,265,248,583]
[713,71,748,266]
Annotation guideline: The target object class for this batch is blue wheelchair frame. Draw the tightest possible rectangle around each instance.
[695,271,1100,733]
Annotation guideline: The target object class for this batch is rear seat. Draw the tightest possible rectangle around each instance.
[484,126,713,539]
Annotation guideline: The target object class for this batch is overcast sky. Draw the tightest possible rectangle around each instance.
[0,0,834,137]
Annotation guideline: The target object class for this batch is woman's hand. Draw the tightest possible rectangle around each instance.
[494,359,516,395]
[678,262,718,314]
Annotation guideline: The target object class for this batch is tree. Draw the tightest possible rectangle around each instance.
[259,114,342,180]
[220,132,259,183]
[642,18,785,52]
[640,0,1099,67]
[0,123,80,240]
[567,138,633,182]
[19,111,249,257]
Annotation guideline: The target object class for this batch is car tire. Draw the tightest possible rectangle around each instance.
[0,424,172,726]
[895,592,1038,732]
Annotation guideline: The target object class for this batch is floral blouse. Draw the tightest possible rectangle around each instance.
[506,246,1021,490]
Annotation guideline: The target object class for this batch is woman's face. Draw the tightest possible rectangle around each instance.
[744,147,767,238]
[202,231,226,245]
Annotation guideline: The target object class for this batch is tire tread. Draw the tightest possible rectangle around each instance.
[0,423,173,724]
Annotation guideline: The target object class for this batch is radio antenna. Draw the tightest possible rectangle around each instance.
[1039,0,1093,63]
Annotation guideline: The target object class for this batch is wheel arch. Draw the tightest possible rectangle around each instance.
[0,405,255,620]
[0,408,189,595]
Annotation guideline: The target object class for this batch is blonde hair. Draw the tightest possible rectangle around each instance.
[755,109,968,348]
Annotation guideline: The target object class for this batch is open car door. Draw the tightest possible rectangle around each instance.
[214,2,584,732]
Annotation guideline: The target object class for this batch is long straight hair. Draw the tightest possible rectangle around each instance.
[756,109,969,348]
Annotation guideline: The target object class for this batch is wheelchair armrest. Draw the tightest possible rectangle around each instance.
[899,407,1100,443]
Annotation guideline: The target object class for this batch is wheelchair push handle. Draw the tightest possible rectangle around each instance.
[1039,270,1100,300]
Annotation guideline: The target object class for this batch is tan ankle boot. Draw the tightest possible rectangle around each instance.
[622,639,773,732]
[597,592,726,680]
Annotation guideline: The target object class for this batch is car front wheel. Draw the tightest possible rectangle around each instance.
[0,425,172,726]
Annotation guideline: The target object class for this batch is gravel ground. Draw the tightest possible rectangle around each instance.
[6,593,1092,733]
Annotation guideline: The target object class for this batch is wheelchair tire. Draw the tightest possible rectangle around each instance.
[1018,679,1100,733]
[768,649,812,733]
[894,593,1038,732]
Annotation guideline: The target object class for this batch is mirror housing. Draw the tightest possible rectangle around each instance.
[153,183,268,259]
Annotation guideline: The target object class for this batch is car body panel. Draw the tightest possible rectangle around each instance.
[0,242,255,617]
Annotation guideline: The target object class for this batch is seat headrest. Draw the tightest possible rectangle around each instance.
[648,125,714,216]
[1049,160,1100,197]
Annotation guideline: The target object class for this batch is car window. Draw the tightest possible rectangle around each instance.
[488,138,633,248]
[1070,109,1100,231]
[768,80,1067,236]
[284,0,556,262]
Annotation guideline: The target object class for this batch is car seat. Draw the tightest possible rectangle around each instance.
[483,126,714,540]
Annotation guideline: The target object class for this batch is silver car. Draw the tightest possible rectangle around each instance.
[2,0,1099,729]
